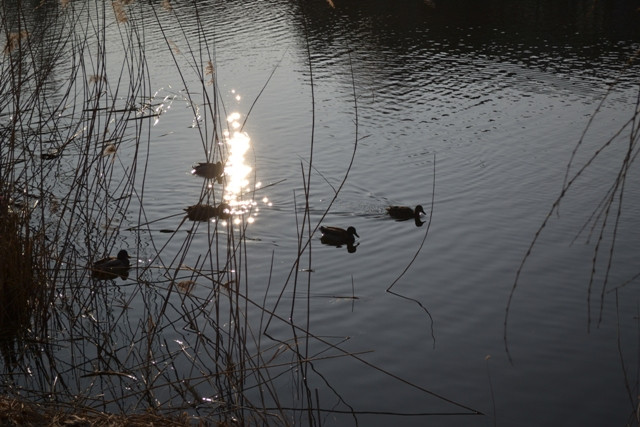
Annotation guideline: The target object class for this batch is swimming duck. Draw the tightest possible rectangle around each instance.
[184,203,231,221]
[191,161,224,182]
[386,205,425,221]
[92,250,131,275]
[319,226,359,246]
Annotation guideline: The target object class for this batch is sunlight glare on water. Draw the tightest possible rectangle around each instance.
[223,112,256,224]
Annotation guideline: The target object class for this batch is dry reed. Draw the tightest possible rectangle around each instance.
[0,202,47,342]
[2,30,28,54]
[112,1,128,23]
[0,395,199,426]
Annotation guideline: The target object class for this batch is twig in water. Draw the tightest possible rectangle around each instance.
[386,153,437,347]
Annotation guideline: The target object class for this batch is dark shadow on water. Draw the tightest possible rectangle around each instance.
[320,235,359,253]
[184,203,231,221]
[90,269,130,281]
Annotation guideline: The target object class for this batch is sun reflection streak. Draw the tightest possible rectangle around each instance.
[223,113,256,220]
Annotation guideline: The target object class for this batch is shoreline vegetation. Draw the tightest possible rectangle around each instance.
[0,395,194,426]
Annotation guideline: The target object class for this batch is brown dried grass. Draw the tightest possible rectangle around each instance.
[0,395,213,427]
[3,31,29,55]
[0,203,46,341]
[112,1,128,23]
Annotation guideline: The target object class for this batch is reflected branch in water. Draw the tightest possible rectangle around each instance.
[263,46,361,336]
[240,47,289,133]
[252,270,484,418]
[386,154,437,346]
[504,68,640,364]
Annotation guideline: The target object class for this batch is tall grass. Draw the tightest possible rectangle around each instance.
[0,201,47,349]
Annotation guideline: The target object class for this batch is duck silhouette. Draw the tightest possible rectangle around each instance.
[91,250,131,279]
[386,205,425,221]
[319,226,359,246]
[191,161,224,183]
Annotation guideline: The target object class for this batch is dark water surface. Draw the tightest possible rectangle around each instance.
[2,1,640,425]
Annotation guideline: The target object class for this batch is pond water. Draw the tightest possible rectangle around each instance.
[2,1,640,426]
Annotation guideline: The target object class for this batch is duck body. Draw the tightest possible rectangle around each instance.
[192,161,224,181]
[184,203,231,221]
[386,205,425,221]
[319,226,359,246]
[92,250,131,279]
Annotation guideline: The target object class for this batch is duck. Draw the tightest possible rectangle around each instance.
[92,250,131,276]
[319,225,359,246]
[184,202,231,221]
[386,205,425,221]
[191,161,224,182]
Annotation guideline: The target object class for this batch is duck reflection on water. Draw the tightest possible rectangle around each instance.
[184,203,231,221]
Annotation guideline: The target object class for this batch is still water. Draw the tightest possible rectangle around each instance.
[2,1,640,425]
